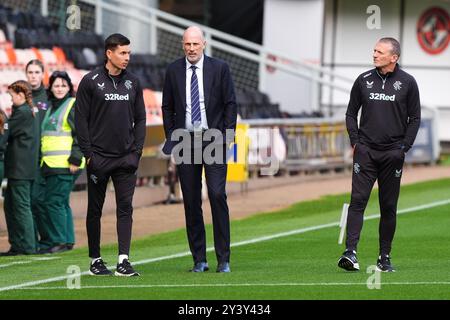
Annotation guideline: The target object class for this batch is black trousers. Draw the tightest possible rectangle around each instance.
[86,152,139,258]
[346,144,405,256]
[176,143,230,264]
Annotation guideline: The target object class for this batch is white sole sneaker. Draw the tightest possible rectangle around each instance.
[338,256,360,271]
[114,271,140,277]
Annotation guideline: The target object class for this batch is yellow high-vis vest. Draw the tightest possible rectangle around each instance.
[41,97,86,169]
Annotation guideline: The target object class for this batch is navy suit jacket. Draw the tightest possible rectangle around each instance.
[161,55,237,155]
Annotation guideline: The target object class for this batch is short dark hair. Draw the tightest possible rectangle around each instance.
[47,70,74,100]
[379,37,401,58]
[104,33,130,53]
[25,59,44,72]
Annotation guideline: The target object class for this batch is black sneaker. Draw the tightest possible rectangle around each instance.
[376,254,395,272]
[338,250,360,271]
[115,259,140,277]
[89,259,113,276]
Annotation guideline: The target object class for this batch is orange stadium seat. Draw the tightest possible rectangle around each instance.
[53,47,67,64]
[143,89,158,109]
[31,47,44,62]
[5,43,16,65]
[39,49,58,65]
[15,49,37,66]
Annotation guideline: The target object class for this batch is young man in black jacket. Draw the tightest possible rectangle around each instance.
[338,37,421,273]
[75,33,146,276]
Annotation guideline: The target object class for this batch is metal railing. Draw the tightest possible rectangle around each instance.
[74,0,353,111]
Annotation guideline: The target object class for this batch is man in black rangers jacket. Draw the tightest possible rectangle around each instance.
[338,37,421,273]
[75,33,146,277]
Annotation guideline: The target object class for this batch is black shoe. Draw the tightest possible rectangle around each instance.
[0,249,23,257]
[115,259,140,277]
[190,262,209,272]
[39,244,69,254]
[89,259,113,276]
[376,254,395,272]
[216,262,231,273]
[66,244,74,251]
[338,250,360,271]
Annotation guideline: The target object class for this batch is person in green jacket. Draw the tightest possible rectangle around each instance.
[39,71,85,254]
[0,109,8,183]
[0,80,40,256]
[26,59,51,251]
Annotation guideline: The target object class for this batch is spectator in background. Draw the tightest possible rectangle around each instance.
[0,109,8,184]
[0,80,39,256]
[38,71,85,254]
[25,59,50,252]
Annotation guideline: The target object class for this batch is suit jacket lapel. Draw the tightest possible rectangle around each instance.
[203,56,212,109]
[176,58,186,110]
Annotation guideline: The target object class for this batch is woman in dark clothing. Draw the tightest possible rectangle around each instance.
[39,71,85,254]
[26,59,50,252]
[0,109,8,183]
[0,80,40,256]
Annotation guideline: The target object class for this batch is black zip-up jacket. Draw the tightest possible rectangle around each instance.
[346,64,421,152]
[75,66,146,159]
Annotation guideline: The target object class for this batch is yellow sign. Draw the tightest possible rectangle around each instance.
[227,123,250,182]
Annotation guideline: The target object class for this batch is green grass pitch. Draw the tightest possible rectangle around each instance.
[0,178,449,300]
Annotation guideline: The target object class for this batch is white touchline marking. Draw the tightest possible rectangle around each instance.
[0,256,61,269]
[0,199,449,292]
[12,281,450,290]
[30,257,61,261]
[0,261,33,269]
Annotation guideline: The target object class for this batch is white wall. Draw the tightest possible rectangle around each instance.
[102,0,158,53]
[322,0,450,114]
[263,0,324,114]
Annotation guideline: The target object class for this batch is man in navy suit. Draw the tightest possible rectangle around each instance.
[162,26,237,273]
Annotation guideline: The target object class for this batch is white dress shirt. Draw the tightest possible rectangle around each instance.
[185,55,208,131]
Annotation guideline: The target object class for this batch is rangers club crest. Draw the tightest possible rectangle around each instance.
[393,81,402,91]
[125,80,133,90]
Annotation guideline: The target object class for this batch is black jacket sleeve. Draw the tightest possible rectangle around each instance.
[221,62,238,144]
[345,78,362,147]
[133,79,147,154]
[402,78,421,152]
[75,76,93,159]
[161,66,176,142]
[67,103,84,166]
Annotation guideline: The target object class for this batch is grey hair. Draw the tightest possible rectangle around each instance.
[183,26,205,42]
[379,37,401,58]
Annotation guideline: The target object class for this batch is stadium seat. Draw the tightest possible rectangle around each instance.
[0,49,9,64]
[0,92,12,115]
[82,47,98,68]
[14,48,37,65]
[0,29,6,44]
[39,48,58,65]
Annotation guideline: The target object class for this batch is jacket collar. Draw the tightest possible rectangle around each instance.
[376,63,399,78]
[102,64,128,78]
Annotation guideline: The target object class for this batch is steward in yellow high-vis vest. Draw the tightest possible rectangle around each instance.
[41,97,85,170]
[39,72,85,254]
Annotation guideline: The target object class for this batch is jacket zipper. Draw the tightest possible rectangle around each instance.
[376,70,389,90]
[108,75,118,90]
